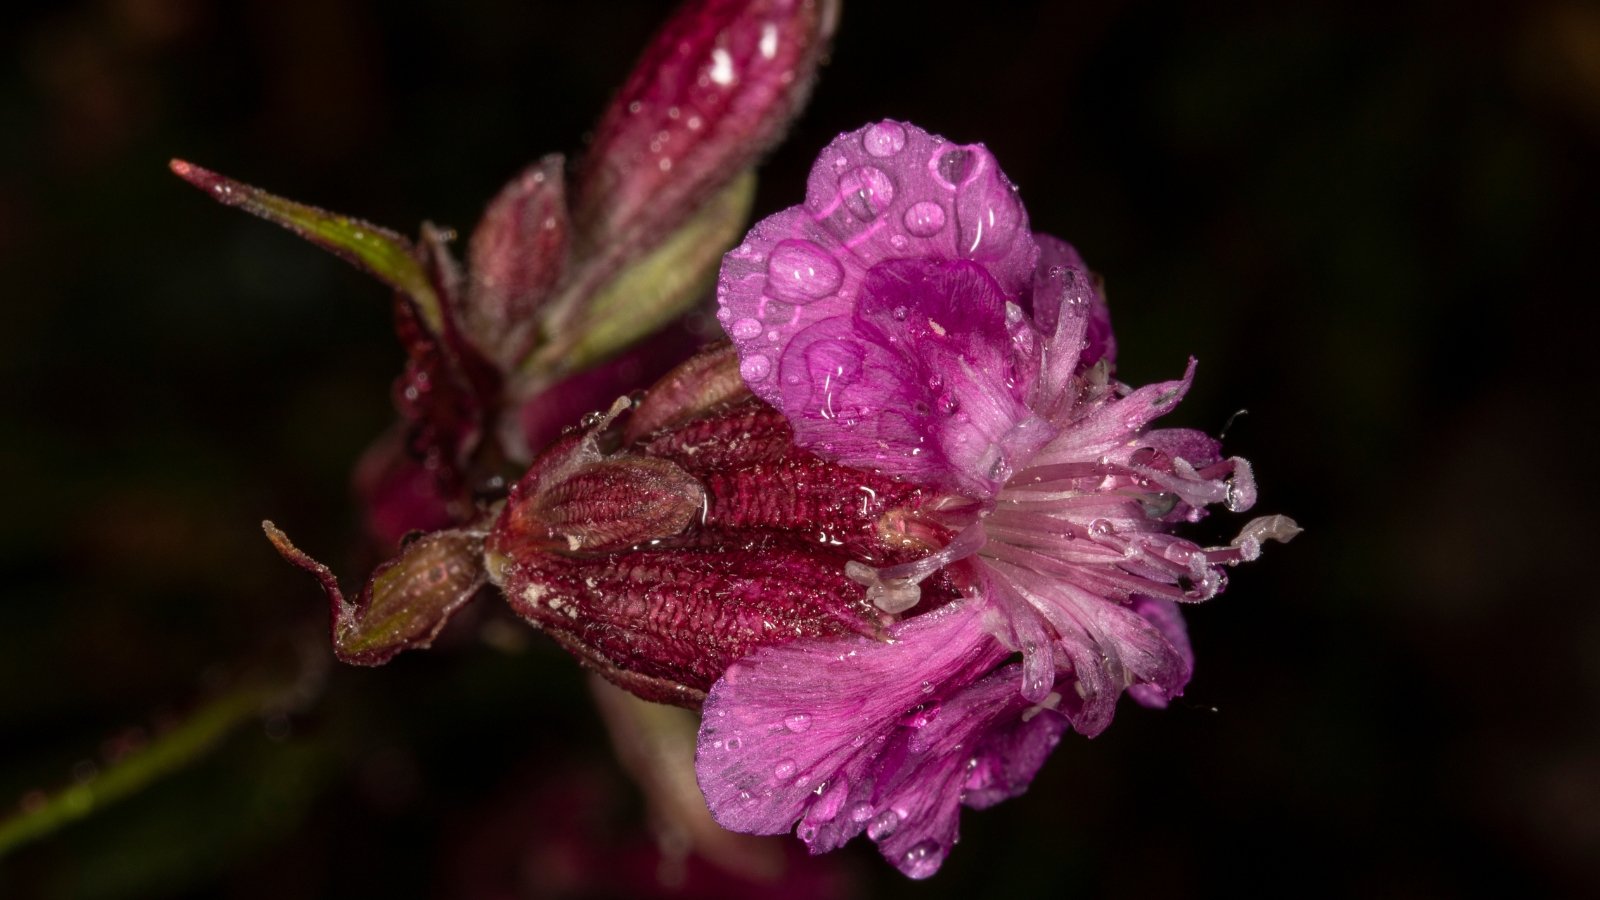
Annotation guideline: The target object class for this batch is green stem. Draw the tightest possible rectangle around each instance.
[0,683,273,857]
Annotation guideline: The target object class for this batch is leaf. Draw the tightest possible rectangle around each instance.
[169,159,443,333]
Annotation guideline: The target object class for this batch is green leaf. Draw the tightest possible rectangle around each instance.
[169,159,442,332]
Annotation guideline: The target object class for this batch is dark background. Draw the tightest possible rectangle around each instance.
[4,1,1597,897]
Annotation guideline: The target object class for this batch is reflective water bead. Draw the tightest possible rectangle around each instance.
[903,200,947,237]
[740,354,772,383]
[866,809,900,840]
[840,166,895,220]
[766,239,843,303]
[862,121,907,157]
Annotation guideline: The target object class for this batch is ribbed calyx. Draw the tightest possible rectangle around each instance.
[486,346,956,706]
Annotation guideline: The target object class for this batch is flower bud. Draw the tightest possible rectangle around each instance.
[264,521,486,666]
[486,347,955,706]
[463,155,571,367]
[574,0,840,255]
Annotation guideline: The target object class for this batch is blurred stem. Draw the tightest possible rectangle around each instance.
[0,681,276,857]
[588,675,785,884]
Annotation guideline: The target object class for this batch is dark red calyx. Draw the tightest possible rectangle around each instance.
[486,349,959,707]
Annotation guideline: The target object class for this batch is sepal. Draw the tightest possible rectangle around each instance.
[263,520,486,666]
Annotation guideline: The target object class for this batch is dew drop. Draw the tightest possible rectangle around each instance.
[767,239,844,303]
[840,166,895,220]
[903,200,946,237]
[1140,491,1180,519]
[724,737,743,751]
[935,148,975,187]
[729,317,762,339]
[774,758,797,780]
[866,809,901,840]
[850,802,874,823]
[901,839,942,877]
[1088,518,1114,538]
[784,712,813,733]
[740,354,771,383]
[797,821,818,843]
[863,121,907,157]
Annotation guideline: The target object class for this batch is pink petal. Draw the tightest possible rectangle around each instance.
[718,121,1038,410]
[696,601,1066,879]
[771,258,1050,494]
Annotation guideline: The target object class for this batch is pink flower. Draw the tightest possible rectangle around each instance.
[698,121,1298,877]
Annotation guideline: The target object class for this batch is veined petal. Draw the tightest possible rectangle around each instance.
[696,601,1066,879]
[772,258,1050,494]
[1125,596,1194,708]
[718,121,1038,409]
[1033,233,1115,369]
[1031,359,1197,467]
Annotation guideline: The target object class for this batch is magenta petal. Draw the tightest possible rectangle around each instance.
[802,123,1034,291]
[770,258,1050,494]
[718,121,1038,409]
[1138,427,1225,469]
[1125,596,1194,708]
[1034,233,1115,368]
[959,668,1070,810]
[1035,359,1197,467]
[1051,588,1193,736]
[774,315,955,487]
[697,601,1061,878]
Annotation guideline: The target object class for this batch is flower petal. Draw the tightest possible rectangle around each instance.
[1033,359,1198,467]
[770,258,1050,494]
[697,601,1063,878]
[1125,596,1194,708]
[718,121,1037,408]
[1033,233,1115,369]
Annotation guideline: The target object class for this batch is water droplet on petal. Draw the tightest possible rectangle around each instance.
[774,758,797,780]
[724,736,743,751]
[1140,491,1180,519]
[784,712,812,733]
[901,839,942,877]
[1088,518,1114,538]
[863,121,907,157]
[934,148,976,187]
[797,821,818,842]
[729,317,762,339]
[767,239,843,303]
[867,809,901,840]
[840,166,895,220]
[850,802,874,823]
[903,201,947,237]
[740,354,772,383]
